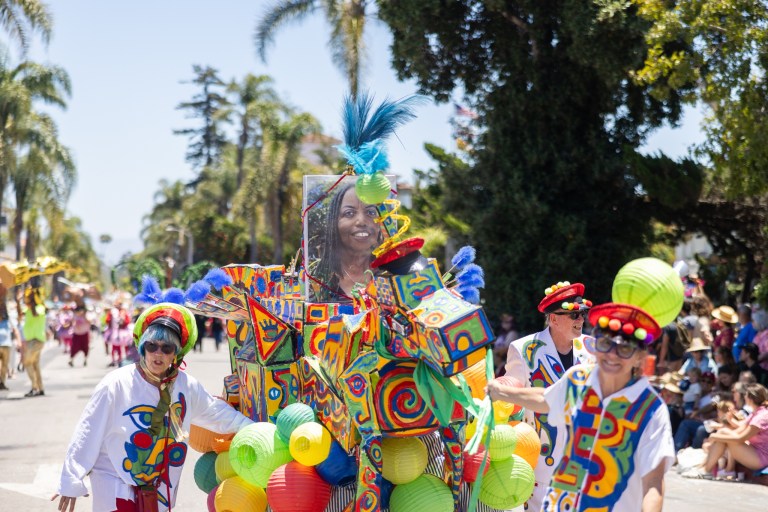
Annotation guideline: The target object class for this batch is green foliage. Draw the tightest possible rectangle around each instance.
[378,1,685,329]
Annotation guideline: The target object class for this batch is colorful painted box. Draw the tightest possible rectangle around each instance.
[374,259,444,311]
[245,294,299,366]
[237,360,300,423]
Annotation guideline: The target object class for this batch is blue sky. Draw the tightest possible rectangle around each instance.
[27,1,704,264]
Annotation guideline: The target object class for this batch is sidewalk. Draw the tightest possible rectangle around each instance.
[1,337,766,511]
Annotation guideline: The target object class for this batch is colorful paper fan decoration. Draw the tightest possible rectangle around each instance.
[194,452,219,493]
[275,403,316,444]
[388,474,454,512]
[206,484,218,512]
[266,461,332,512]
[288,422,332,467]
[229,422,293,488]
[479,454,535,510]
[463,446,490,483]
[315,440,358,486]
[489,424,518,461]
[611,257,684,327]
[215,450,237,483]
[381,437,429,485]
[511,422,541,469]
[189,424,220,453]
[215,476,267,512]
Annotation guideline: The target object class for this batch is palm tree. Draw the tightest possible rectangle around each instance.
[255,0,370,98]
[0,0,52,53]
[0,54,71,230]
[265,112,321,262]
[11,111,75,261]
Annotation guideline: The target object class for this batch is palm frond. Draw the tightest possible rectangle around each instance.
[255,0,317,61]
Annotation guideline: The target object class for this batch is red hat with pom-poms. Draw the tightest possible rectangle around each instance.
[587,302,661,346]
[537,281,592,314]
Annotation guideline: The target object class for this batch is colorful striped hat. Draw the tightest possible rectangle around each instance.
[133,303,198,358]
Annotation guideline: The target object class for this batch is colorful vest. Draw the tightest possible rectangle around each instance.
[543,367,662,512]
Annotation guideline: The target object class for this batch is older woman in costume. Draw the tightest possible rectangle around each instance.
[53,303,253,512]
[488,303,674,512]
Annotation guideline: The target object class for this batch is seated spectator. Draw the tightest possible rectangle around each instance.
[660,379,686,435]
[753,307,768,374]
[739,370,758,385]
[714,345,736,375]
[711,305,738,350]
[680,337,718,375]
[691,296,714,346]
[716,364,739,393]
[674,371,718,451]
[737,343,767,386]
[681,367,703,416]
[684,383,768,479]
[657,320,687,373]
[733,304,757,362]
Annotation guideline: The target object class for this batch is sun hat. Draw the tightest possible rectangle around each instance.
[685,337,710,353]
[537,281,592,314]
[711,305,738,324]
[663,382,683,395]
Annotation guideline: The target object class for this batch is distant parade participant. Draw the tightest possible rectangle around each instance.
[53,303,252,512]
[489,303,674,512]
[22,288,48,397]
[503,281,594,511]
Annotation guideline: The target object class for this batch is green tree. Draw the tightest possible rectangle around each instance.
[377,1,686,329]
[174,65,231,171]
[255,0,371,97]
[0,0,51,53]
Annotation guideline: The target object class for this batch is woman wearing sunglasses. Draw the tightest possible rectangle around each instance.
[488,303,675,512]
[53,303,253,512]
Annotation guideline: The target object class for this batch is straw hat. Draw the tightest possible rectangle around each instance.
[663,382,683,395]
[685,337,710,353]
[712,305,738,324]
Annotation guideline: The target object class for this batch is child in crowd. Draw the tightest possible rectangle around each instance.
[683,367,703,416]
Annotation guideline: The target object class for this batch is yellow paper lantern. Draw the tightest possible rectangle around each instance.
[511,422,541,469]
[215,476,267,512]
[215,450,237,483]
[381,437,428,485]
[289,422,332,467]
[489,424,518,461]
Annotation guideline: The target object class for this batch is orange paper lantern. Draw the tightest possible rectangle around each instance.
[212,433,235,454]
[511,422,541,468]
[460,359,488,400]
[190,424,225,453]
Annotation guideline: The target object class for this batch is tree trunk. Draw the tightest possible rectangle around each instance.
[742,252,756,305]
[14,203,23,261]
[236,118,248,189]
[249,212,258,263]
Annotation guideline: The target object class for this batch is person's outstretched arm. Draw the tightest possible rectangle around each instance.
[486,380,549,414]
[641,462,666,512]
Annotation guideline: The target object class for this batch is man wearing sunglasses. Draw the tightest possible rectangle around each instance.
[54,302,253,512]
[501,281,595,512]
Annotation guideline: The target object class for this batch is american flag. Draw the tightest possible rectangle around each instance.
[454,102,479,119]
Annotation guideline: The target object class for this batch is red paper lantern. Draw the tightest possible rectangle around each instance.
[463,447,490,483]
[207,484,218,512]
[267,461,331,512]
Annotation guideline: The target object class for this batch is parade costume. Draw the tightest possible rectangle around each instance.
[540,303,675,512]
[504,282,594,511]
[57,302,252,512]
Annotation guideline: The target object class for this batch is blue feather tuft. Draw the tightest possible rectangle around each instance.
[457,286,481,304]
[451,246,476,270]
[457,264,485,289]
[203,268,232,291]
[185,280,211,303]
[161,288,185,305]
[340,92,427,174]
[134,275,162,305]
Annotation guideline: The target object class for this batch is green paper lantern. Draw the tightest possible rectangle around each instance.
[612,257,684,327]
[276,403,316,444]
[381,437,428,485]
[355,171,391,204]
[479,454,535,510]
[194,451,219,493]
[489,424,518,461]
[389,474,453,512]
[229,422,293,488]
[215,450,237,483]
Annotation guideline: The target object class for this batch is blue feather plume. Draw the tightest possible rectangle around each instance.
[203,268,232,291]
[134,275,162,305]
[340,92,427,173]
[457,264,485,289]
[185,280,211,303]
[161,288,185,305]
[451,246,476,271]
[457,286,481,304]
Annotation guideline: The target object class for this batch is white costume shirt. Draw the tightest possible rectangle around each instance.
[542,365,674,512]
[57,364,253,511]
[505,328,594,511]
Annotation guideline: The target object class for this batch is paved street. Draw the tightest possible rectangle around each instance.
[1,336,766,511]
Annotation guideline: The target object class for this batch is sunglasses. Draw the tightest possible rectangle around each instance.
[144,342,177,355]
[553,310,587,321]
[594,336,639,359]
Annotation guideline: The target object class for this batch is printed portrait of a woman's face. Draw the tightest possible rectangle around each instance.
[303,175,391,303]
